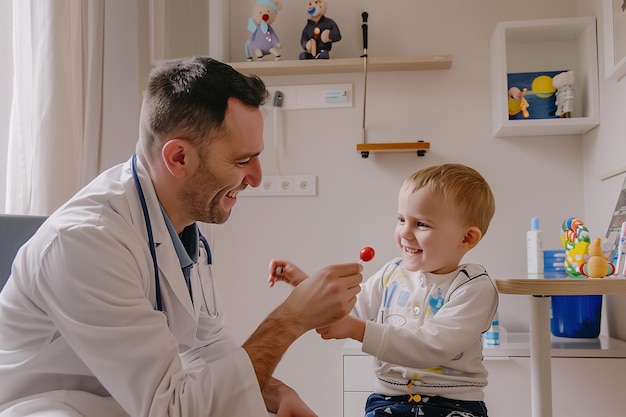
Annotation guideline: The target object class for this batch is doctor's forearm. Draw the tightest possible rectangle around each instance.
[242,308,304,389]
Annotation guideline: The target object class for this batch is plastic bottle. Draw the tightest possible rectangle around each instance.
[527,217,544,277]
[484,311,500,347]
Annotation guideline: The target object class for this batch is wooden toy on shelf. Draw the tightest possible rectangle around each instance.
[299,0,342,60]
[579,237,616,278]
[245,0,282,61]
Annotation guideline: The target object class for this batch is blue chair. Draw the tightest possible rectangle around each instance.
[0,214,47,291]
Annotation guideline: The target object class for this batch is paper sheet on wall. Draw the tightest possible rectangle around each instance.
[604,176,626,262]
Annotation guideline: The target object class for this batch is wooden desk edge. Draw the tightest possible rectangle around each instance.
[495,278,626,295]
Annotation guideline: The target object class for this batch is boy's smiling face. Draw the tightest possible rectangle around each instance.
[394,186,480,274]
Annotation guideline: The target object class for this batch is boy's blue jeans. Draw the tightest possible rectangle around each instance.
[364,393,488,417]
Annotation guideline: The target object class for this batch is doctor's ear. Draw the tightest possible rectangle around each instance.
[161,139,192,178]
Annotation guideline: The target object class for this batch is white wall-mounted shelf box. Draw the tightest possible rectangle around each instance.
[490,17,600,137]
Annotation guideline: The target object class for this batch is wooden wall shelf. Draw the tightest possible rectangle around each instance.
[356,141,430,158]
[229,55,452,77]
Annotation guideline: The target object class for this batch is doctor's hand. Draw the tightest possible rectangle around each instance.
[275,390,317,417]
[283,263,362,332]
[263,378,318,417]
[242,263,361,390]
[268,259,308,288]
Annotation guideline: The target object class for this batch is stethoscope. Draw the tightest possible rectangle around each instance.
[131,153,218,317]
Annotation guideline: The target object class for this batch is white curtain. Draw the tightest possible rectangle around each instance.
[6,0,104,215]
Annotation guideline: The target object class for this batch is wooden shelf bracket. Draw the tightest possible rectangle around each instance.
[356,141,430,159]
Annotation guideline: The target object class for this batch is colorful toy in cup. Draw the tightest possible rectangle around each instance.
[560,217,590,278]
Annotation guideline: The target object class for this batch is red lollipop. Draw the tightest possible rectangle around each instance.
[359,247,375,263]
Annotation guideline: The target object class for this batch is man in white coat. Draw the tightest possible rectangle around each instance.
[0,57,362,416]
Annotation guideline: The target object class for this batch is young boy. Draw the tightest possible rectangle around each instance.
[269,163,498,417]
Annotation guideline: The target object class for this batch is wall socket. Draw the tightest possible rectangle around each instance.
[240,175,317,197]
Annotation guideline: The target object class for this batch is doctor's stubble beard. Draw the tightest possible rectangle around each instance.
[181,158,234,225]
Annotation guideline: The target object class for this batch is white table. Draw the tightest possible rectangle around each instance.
[495,277,626,417]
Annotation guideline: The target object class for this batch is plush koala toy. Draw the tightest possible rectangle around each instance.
[245,0,282,61]
[552,70,574,118]
[299,0,342,59]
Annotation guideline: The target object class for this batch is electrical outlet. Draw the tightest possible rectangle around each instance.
[240,175,316,197]
[260,177,277,193]
[280,178,294,193]
[293,176,316,195]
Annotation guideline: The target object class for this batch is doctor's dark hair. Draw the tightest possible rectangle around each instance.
[140,56,269,154]
[401,163,496,237]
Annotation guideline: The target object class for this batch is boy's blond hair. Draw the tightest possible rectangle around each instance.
[401,163,496,237]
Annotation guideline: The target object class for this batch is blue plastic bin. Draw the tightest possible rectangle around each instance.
[550,294,602,338]
[544,250,602,338]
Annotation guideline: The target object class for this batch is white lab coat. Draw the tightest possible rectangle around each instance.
[0,157,267,416]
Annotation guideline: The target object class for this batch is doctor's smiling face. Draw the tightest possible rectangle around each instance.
[139,57,269,231]
[184,98,264,225]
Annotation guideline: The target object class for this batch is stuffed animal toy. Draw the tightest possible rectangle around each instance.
[299,0,342,59]
[245,0,282,61]
[552,70,574,118]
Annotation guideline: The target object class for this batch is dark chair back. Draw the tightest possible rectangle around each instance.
[0,215,47,291]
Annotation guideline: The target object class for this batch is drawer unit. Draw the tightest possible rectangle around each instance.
[343,335,626,417]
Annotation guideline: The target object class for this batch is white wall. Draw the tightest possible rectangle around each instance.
[217,1,593,415]
[99,0,144,169]
[2,0,625,416]
[579,0,625,255]
[580,0,626,342]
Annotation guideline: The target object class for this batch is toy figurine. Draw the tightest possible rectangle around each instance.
[299,0,342,60]
[552,70,574,118]
[519,88,530,118]
[579,237,616,278]
[245,0,282,61]
[508,87,530,118]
